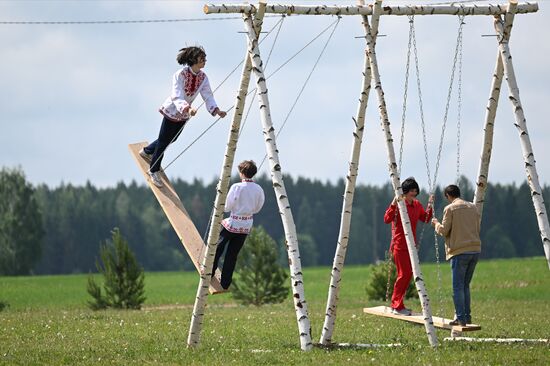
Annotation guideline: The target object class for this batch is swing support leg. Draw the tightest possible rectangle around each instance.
[319,0,376,346]
[186,3,267,348]
[473,51,504,215]
[495,0,550,269]
[364,0,438,347]
[243,6,313,351]
[474,0,518,221]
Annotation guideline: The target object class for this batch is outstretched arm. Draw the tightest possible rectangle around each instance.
[199,76,226,117]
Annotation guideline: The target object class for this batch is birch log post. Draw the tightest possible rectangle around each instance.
[364,0,438,347]
[187,3,266,348]
[473,54,503,215]
[204,3,538,16]
[319,0,375,346]
[495,0,550,269]
[243,13,313,351]
[474,2,517,215]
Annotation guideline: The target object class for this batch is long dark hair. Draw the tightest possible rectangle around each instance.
[176,46,206,66]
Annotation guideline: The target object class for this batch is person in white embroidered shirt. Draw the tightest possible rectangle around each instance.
[139,46,227,188]
[212,160,265,289]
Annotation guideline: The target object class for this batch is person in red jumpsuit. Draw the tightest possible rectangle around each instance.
[384,177,433,315]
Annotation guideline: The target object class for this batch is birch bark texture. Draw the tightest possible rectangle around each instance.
[319,0,375,346]
[494,0,550,269]
[363,0,438,347]
[243,13,313,351]
[204,3,538,16]
[474,1,517,216]
[187,4,266,349]
[473,52,503,216]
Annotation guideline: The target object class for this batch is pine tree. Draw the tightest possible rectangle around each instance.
[232,227,289,306]
[87,228,146,310]
[0,167,44,275]
[365,255,415,301]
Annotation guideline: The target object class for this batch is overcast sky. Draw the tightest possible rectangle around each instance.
[1,0,549,191]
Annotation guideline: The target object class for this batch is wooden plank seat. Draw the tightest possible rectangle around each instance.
[363,306,481,332]
[129,142,225,295]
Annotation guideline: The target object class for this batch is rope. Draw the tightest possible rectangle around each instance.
[161,17,339,173]
[199,17,338,241]
[239,15,286,138]
[159,16,286,173]
[258,16,341,171]
[201,16,286,243]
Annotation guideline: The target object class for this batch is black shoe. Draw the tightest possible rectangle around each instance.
[449,319,466,326]
[466,317,472,324]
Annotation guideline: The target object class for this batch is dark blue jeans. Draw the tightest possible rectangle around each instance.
[451,252,479,323]
[144,117,186,173]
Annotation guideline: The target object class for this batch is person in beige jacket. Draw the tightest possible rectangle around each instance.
[431,184,481,326]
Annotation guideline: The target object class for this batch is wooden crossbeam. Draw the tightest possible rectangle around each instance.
[204,2,538,16]
[363,306,481,332]
[128,142,225,295]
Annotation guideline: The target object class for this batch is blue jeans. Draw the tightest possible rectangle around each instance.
[451,252,479,323]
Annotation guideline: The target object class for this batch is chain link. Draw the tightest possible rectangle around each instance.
[456,17,464,185]
[397,14,465,316]
[432,14,466,191]
[398,15,415,176]
[432,14,466,318]
[384,250,394,304]
[385,15,415,305]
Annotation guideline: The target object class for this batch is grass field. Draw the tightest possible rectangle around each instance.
[1,257,549,365]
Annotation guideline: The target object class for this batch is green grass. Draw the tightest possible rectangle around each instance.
[1,257,549,365]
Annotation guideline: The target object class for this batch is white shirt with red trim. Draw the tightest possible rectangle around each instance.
[159,66,218,122]
[222,179,265,234]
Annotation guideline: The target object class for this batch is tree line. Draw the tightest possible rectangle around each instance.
[1,167,547,275]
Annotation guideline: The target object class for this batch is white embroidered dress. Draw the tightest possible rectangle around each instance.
[159,66,218,122]
[222,179,265,234]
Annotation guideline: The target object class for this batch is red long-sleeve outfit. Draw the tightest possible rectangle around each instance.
[384,199,433,310]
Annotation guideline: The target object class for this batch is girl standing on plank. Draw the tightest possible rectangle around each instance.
[140,46,227,187]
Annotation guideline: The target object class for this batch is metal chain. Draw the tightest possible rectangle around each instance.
[456,18,464,185]
[385,15,415,305]
[411,12,433,266]
[384,249,394,304]
[433,14,466,317]
[432,14,466,191]
[397,15,415,176]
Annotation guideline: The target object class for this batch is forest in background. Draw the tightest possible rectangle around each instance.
[1,167,547,275]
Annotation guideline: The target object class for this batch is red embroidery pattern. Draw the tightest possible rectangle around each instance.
[182,68,206,97]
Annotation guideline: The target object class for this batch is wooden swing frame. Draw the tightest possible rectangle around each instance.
[132,0,549,351]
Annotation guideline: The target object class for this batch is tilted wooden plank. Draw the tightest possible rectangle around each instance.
[363,306,481,332]
[128,142,225,294]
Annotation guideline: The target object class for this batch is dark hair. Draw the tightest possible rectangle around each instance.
[238,160,258,179]
[401,177,420,195]
[176,46,206,66]
[444,184,461,199]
